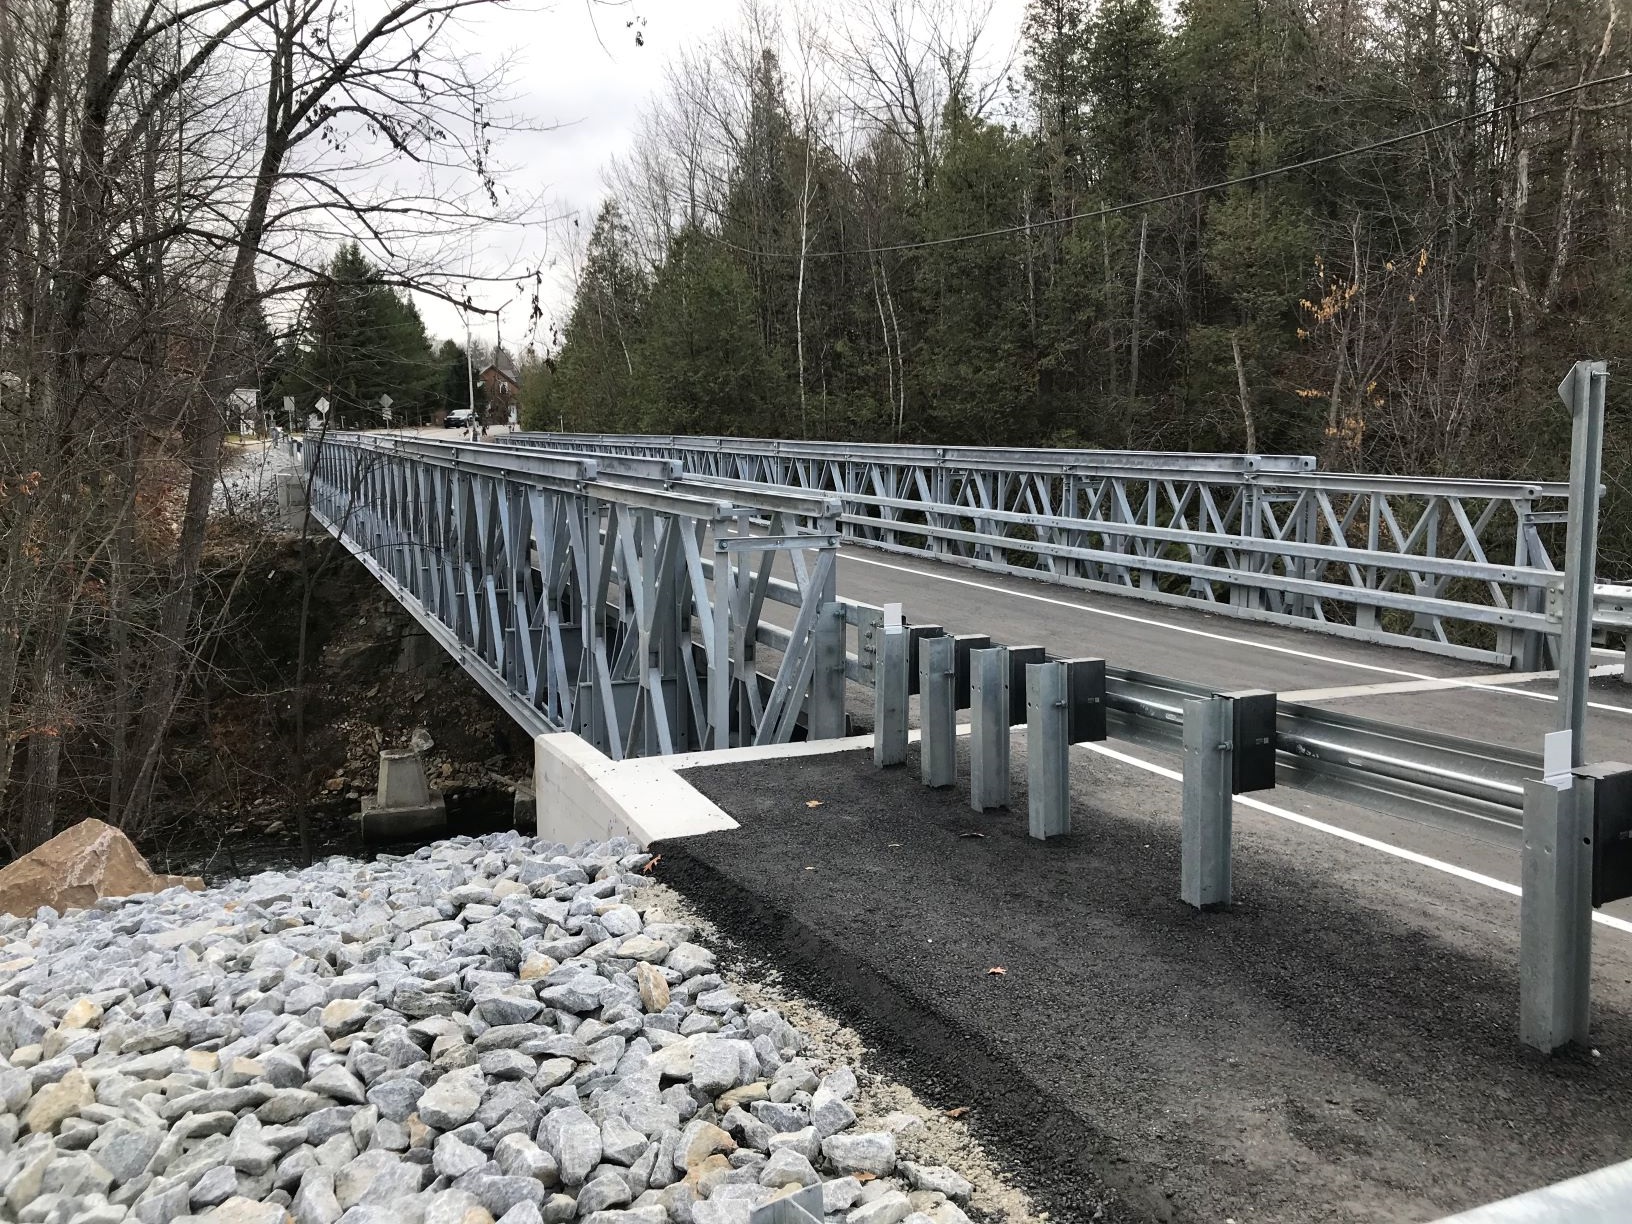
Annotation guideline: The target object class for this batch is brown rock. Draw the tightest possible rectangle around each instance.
[23,1067,92,1133]
[635,962,670,1013]
[681,1152,734,1189]
[59,999,102,1030]
[676,1124,735,1172]
[518,951,557,981]
[0,819,203,918]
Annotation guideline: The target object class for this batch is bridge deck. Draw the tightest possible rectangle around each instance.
[753,539,1630,866]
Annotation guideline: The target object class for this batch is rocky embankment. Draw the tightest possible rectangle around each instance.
[0,833,980,1224]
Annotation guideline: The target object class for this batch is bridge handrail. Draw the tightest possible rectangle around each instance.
[514,430,1319,476]
[517,432,1586,666]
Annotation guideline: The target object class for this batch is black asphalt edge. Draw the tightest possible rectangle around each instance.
[654,840,1143,1224]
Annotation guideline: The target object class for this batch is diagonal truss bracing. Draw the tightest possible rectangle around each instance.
[513,433,1574,667]
[304,433,858,758]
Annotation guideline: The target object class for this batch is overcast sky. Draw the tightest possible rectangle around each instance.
[412,0,1026,354]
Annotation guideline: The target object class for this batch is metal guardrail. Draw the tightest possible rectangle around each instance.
[1097,666,1536,836]
[303,432,864,759]
[517,432,1578,668]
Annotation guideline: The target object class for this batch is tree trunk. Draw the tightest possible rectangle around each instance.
[1232,332,1257,453]
[1129,213,1149,400]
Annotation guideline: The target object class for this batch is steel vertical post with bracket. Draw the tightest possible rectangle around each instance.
[969,646,1010,811]
[1521,360,1608,1054]
[919,635,957,788]
[873,603,909,767]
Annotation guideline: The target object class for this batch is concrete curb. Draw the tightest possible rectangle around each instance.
[533,733,738,847]
[533,727,972,848]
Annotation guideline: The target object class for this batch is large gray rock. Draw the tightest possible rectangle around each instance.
[821,1132,896,1177]
[537,1106,601,1186]
[900,1163,973,1202]
[290,1168,342,1224]
[462,1173,546,1216]
[417,1067,484,1131]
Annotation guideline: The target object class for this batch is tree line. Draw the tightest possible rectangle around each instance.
[0,0,520,852]
[526,0,1632,569]
[267,243,495,431]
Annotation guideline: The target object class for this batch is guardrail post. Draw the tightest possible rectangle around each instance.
[1520,776,1592,1053]
[1181,695,1234,909]
[873,604,909,767]
[919,635,956,788]
[970,647,1010,811]
[809,602,848,742]
[1027,660,1070,838]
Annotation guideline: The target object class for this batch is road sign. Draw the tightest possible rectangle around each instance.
[315,396,329,416]
[380,393,394,424]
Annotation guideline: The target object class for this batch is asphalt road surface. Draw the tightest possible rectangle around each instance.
[660,741,1632,1224]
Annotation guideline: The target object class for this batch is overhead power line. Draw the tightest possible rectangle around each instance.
[708,70,1632,260]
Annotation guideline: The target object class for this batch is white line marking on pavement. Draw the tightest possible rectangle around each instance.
[843,553,1434,678]
[1284,663,1623,703]
[844,552,1632,716]
[1080,741,1632,936]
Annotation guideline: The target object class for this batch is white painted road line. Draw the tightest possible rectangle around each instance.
[845,550,1632,716]
[843,552,1434,679]
[1080,740,1632,936]
[1285,663,1624,703]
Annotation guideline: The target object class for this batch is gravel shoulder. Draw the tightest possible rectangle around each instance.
[0,831,991,1224]
[658,742,1632,1224]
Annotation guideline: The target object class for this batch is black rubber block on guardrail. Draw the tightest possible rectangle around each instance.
[951,634,991,710]
[1066,659,1108,744]
[1006,646,1047,725]
[905,625,943,697]
[1226,690,1278,794]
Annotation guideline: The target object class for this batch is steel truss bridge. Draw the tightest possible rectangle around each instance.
[510,432,1580,668]
[305,432,870,760]
[303,428,1625,824]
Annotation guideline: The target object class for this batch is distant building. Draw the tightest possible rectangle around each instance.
[479,364,519,415]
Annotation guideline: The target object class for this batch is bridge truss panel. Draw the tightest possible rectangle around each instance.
[516,433,1571,666]
[305,433,849,757]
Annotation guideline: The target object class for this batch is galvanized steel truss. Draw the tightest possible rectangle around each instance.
[515,433,1572,666]
[304,433,853,758]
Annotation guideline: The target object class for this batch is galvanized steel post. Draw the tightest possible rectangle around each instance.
[873,604,909,767]
[969,647,1010,811]
[919,635,956,788]
[1520,776,1592,1052]
[1027,660,1070,839]
[809,602,848,741]
[1181,695,1234,909]
[1555,360,1608,764]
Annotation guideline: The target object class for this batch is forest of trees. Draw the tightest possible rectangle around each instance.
[270,244,483,428]
[529,0,1631,567]
[0,0,520,852]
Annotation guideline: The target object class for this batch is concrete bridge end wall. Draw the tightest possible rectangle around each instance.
[533,733,739,848]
